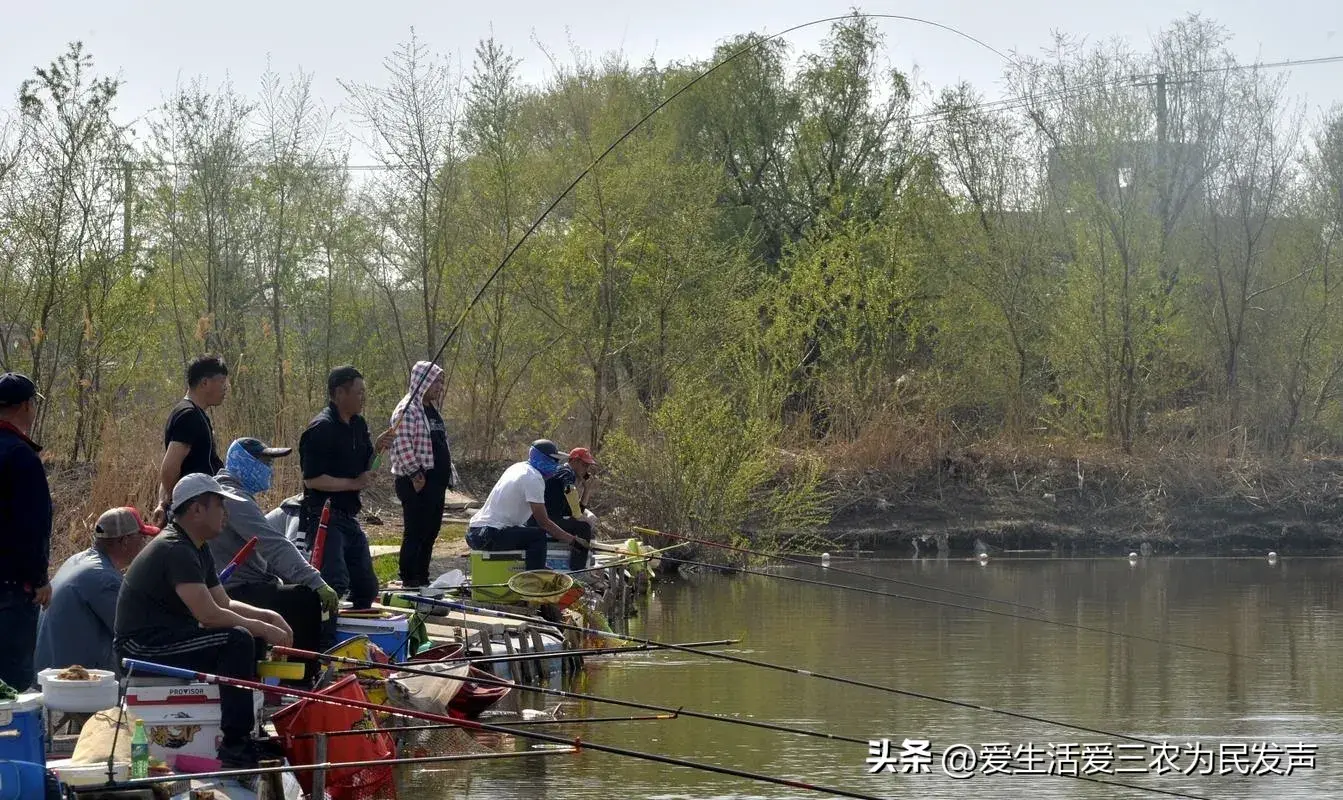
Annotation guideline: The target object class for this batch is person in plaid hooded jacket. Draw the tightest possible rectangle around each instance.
[389,360,453,588]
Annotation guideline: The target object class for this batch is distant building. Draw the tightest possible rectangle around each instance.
[1046,140,1206,222]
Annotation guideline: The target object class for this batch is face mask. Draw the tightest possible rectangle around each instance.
[226,442,273,495]
[528,447,562,479]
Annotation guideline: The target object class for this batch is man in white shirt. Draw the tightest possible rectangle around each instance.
[466,440,583,570]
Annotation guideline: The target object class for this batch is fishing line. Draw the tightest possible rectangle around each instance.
[399,595,1161,746]
[122,658,890,800]
[392,12,1018,416]
[637,526,1042,611]
[282,645,1217,800]
[664,554,1251,660]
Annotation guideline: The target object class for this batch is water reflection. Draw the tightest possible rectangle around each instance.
[399,557,1343,798]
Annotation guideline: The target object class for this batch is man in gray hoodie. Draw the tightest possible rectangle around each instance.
[212,437,339,682]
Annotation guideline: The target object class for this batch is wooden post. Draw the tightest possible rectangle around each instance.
[312,734,328,799]
[502,633,524,685]
[530,628,551,684]
[256,760,284,800]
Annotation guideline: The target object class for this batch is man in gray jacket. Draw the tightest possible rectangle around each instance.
[212,438,339,683]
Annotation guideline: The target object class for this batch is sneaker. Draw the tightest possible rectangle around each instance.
[217,738,260,769]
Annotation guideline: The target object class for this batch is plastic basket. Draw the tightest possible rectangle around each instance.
[271,675,396,800]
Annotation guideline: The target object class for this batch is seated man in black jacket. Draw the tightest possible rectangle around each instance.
[527,447,597,570]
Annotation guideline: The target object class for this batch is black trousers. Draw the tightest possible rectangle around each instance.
[301,507,377,609]
[227,582,327,683]
[394,476,448,586]
[0,586,38,691]
[117,627,260,745]
[530,517,592,570]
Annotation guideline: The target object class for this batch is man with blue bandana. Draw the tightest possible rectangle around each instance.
[467,440,587,571]
[212,438,338,683]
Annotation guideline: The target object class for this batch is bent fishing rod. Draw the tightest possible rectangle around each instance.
[393,12,1016,411]
[659,553,1249,661]
[636,526,1043,612]
[279,646,1215,800]
[398,595,1158,747]
[122,658,885,800]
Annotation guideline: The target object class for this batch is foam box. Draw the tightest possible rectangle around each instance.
[124,683,261,767]
[334,612,411,662]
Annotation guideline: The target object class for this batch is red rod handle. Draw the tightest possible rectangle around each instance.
[310,500,332,569]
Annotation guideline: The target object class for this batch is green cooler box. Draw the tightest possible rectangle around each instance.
[470,549,527,602]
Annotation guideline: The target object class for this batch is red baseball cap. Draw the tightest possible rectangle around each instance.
[96,506,160,538]
[568,447,597,466]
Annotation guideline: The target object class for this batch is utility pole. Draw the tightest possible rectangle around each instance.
[122,160,133,259]
[1132,71,1189,231]
[1155,72,1168,155]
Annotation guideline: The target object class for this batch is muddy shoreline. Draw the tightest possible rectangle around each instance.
[818,452,1343,556]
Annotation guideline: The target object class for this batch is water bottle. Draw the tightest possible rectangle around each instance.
[131,720,149,779]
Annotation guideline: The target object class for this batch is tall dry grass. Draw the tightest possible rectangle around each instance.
[47,400,317,566]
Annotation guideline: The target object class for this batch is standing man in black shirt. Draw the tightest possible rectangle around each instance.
[299,366,390,609]
[157,355,230,524]
[0,372,52,691]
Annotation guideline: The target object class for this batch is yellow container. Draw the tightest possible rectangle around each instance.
[257,660,306,681]
[469,550,526,602]
[325,635,390,706]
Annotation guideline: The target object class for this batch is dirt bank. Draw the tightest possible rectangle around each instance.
[821,449,1343,555]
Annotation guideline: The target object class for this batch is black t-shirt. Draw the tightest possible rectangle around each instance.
[299,403,373,515]
[535,466,576,523]
[114,524,220,641]
[425,405,452,486]
[163,399,222,479]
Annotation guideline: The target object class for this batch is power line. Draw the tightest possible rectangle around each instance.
[96,50,1342,174]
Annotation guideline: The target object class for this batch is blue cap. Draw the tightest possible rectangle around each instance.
[0,373,39,407]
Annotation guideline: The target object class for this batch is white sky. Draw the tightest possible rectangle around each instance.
[3,0,1341,162]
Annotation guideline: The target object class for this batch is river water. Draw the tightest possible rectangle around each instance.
[399,556,1343,799]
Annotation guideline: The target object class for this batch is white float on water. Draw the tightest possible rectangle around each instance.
[1128,552,1138,559]
[1268,551,1279,563]
[821,552,831,567]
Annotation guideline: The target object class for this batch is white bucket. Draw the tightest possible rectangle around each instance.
[38,668,118,713]
[47,758,129,787]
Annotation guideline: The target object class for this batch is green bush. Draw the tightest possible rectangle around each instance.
[602,378,831,563]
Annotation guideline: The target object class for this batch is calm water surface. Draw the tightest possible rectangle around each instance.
[400,556,1343,799]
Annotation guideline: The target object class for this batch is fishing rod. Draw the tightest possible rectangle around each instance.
[380,639,740,668]
[635,526,1043,612]
[276,645,867,745]
[71,749,576,792]
[375,540,687,657]
[291,714,680,739]
[122,658,888,800]
[660,554,1249,660]
[281,646,1215,800]
[390,12,1016,417]
[398,595,1159,747]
